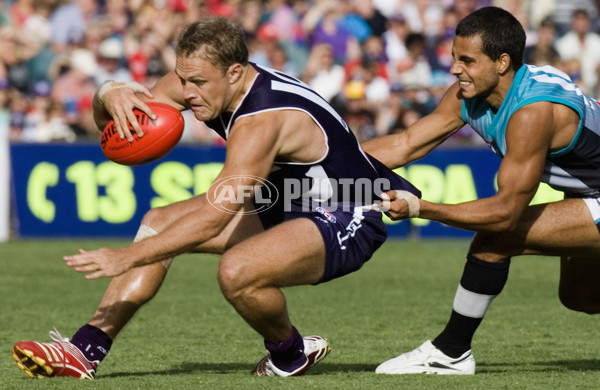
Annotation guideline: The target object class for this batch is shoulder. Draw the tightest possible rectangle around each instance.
[435,82,464,116]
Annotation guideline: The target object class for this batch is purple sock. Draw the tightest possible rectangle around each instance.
[264,327,307,373]
[70,324,113,362]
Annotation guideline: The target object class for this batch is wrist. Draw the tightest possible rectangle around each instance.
[97,81,146,103]
[394,190,420,218]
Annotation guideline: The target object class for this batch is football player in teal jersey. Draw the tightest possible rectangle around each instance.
[365,6,600,375]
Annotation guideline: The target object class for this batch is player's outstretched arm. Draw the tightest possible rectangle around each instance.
[64,114,281,279]
[384,103,554,231]
[362,83,465,169]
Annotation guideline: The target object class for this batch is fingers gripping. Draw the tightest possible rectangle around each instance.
[393,190,420,218]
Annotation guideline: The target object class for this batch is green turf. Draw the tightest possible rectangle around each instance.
[1,239,599,389]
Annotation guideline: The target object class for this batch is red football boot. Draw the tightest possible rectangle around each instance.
[12,329,98,379]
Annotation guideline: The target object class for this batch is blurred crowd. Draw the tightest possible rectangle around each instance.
[1,0,600,145]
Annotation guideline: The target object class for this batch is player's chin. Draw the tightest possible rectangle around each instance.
[191,106,213,121]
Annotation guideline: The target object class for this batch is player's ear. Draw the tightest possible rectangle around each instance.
[227,63,243,84]
[497,53,511,74]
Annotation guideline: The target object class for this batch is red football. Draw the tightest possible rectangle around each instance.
[100,102,184,166]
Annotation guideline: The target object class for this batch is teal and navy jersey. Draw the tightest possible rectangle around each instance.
[462,64,600,197]
[204,63,419,219]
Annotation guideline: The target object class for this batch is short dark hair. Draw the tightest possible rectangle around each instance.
[455,6,525,71]
[572,8,589,18]
[175,17,249,73]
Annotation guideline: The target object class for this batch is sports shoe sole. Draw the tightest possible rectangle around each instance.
[12,345,54,378]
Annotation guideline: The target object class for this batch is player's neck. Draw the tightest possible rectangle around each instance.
[486,70,516,112]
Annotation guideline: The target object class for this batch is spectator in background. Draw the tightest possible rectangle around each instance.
[427,30,454,74]
[103,0,130,38]
[338,1,372,44]
[550,0,598,37]
[371,0,400,19]
[302,42,345,102]
[382,12,410,77]
[126,31,173,86]
[21,79,53,141]
[344,34,388,81]
[49,0,99,53]
[0,0,11,26]
[375,81,404,135]
[0,0,505,147]
[249,22,300,77]
[524,16,560,67]
[351,0,387,37]
[331,79,377,142]
[25,99,76,142]
[8,0,34,28]
[8,88,29,140]
[401,0,445,41]
[237,0,262,39]
[303,0,360,64]
[95,37,132,85]
[348,59,390,105]
[51,48,97,125]
[71,95,99,139]
[265,0,298,42]
[396,32,432,89]
[451,0,482,21]
[493,0,530,33]
[22,0,56,87]
[0,24,46,92]
[555,9,600,97]
[248,22,279,66]
[267,42,299,77]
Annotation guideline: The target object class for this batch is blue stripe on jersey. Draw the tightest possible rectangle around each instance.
[462,64,600,196]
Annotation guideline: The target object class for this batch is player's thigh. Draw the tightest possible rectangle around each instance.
[218,217,326,291]
[470,198,600,259]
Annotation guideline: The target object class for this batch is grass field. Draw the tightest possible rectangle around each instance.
[1,238,599,389]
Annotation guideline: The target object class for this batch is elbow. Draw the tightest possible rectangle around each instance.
[202,222,222,243]
[491,209,521,232]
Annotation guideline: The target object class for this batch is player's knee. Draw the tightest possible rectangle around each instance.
[558,288,600,314]
[140,207,166,231]
[217,252,248,302]
[469,232,511,259]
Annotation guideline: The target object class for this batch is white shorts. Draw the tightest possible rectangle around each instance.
[583,197,600,230]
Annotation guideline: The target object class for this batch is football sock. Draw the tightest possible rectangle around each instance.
[70,324,113,363]
[264,326,307,372]
[433,254,510,358]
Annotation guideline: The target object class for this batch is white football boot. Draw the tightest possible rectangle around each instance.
[376,340,475,375]
[253,335,331,376]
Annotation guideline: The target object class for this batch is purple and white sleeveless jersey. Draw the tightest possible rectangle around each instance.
[205,63,420,221]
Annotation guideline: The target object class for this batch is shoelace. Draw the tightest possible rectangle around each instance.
[49,328,70,343]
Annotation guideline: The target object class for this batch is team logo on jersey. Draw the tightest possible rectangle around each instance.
[208,175,278,215]
[316,206,336,223]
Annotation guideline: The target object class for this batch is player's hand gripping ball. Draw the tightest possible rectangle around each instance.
[101,102,184,165]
